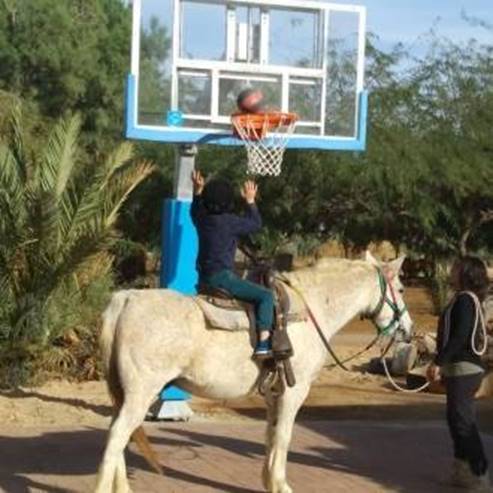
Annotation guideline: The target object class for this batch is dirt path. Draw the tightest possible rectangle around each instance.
[2,349,493,492]
[3,419,493,493]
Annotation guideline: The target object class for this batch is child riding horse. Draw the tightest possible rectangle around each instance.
[191,170,274,358]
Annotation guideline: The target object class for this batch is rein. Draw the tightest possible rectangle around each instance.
[281,268,430,394]
[305,303,351,372]
[279,268,397,372]
[276,274,350,371]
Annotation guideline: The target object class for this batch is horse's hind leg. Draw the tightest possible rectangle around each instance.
[94,376,168,493]
[267,381,310,493]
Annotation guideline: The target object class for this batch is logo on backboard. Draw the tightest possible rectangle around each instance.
[167,110,184,127]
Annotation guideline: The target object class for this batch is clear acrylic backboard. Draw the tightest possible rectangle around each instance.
[125,0,368,151]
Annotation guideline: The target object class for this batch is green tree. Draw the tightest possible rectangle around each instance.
[0,0,131,146]
[409,39,493,255]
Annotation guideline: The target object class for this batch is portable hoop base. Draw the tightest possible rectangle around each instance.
[232,112,298,176]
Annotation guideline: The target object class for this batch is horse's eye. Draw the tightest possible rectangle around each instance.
[398,288,404,294]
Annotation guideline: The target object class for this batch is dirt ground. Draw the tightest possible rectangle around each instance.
[1,287,493,492]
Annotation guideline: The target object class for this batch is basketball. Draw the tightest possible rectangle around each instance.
[237,88,265,113]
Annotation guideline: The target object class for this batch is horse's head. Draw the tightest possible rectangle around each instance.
[364,251,414,342]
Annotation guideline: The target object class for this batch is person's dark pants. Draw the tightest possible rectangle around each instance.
[444,373,488,476]
[204,269,274,331]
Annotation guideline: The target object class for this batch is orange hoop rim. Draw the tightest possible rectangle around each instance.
[231,111,298,130]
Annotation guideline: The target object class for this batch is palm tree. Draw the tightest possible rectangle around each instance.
[0,104,155,360]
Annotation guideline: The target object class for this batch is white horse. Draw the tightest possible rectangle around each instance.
[94,252,413,493]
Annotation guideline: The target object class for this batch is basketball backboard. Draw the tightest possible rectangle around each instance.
[126,0,367,151]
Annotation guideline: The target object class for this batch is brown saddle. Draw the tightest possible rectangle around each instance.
[197,268,297,360]
[197,265,303,390]
[197,275,292,326]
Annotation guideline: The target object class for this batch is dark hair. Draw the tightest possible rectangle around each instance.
[202,178,234,214]
[453,256,489,301]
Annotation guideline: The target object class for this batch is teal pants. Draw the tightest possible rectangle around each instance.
[204,270,274,331]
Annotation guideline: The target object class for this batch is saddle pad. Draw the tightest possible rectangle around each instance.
[195,282,307,332]
[195,297,251,331]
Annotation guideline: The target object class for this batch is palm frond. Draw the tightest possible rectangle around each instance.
[103,160,156,228]
[100,141,134,185]
[37,114,81,196]
[58,142,138,244]
[27,189,59,258]
[4,103,29,186]
[52,224,116,293]
[0,171,26,243]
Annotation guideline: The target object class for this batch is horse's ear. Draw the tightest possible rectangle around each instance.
[388,255,406,277]
[365,250,380,266]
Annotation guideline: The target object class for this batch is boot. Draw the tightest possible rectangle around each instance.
[469,471,493,493]
[450,459,471,487]
[454,463,493,493]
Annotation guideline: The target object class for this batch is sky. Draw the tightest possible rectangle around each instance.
[333,0,492,51]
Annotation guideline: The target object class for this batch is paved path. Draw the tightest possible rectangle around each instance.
[1,418,492,492]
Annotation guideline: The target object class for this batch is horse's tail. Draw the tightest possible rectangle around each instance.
[100,291,163,474]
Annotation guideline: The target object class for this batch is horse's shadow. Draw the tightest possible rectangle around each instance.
[0,428,264,493]
[0,388,113,417]
[154,400,493,493]
[0,428,107,493]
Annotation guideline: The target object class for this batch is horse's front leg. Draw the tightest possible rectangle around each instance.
[267,382,310,493]
[263,390,279,490]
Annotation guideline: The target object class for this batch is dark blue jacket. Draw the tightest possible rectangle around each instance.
[191,194,261,278]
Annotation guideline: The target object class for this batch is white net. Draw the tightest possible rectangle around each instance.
[232,112,297,176]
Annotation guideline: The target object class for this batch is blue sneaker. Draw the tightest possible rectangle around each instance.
[254,339,273,359]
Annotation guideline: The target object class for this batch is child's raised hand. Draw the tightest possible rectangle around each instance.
[241,180,258,204]
[191,169,205,195]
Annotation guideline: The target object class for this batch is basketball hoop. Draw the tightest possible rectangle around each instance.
[232,111,298,176]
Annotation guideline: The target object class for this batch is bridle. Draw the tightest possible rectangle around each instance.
[325,267,410,370]
[284,267,429,392]
[366,268,409,338]
[368,268,430,393]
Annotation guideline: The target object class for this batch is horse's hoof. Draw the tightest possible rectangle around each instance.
[114,481,132,493]
[262,471,270,490]
[270,482,293,493]
[115,487,132,493]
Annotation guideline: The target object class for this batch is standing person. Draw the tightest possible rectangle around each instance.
[427,256,491,492]
[190,170,274,359]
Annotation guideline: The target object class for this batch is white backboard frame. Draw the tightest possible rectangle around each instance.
[125,0,368,151]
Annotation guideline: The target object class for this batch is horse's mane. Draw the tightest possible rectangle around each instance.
[287,257,374,289]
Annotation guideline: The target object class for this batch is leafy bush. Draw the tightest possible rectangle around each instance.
[0,105,155,387]
[0,271,113,387]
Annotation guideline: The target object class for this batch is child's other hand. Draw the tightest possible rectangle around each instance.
[191,170,205,195]
[241,180,258,204]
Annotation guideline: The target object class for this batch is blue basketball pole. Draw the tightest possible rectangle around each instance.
[155,145,198,420]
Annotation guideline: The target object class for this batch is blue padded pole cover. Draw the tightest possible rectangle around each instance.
[160,198,198,401]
